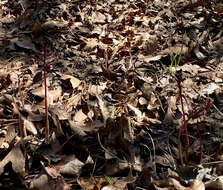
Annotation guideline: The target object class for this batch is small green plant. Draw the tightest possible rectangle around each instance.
[169,52,181,72]
[105,175,115,187]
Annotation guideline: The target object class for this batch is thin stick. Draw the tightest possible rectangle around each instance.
[18,78,25,140]
[43,44,49,143]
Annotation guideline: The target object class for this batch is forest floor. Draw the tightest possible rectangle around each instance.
[0,0,223,189]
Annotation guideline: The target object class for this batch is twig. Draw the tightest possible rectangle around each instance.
[146,130,157,174]
[212,104,223,117]
[18,77,25,142]
[42,43,49,143]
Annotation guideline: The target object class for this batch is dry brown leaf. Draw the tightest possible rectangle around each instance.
[189,180,205,190]
[90,12,106,23]
[205,176,223,190]
[152,178,187,190]
[24,119,37,135]
[88,83,106,96]
[55,176,71,190]
[0,74,12,89]
[163,96,177,125]
[152,178,205,190]
[74,109,88,125]
[31,86,48,97]
[29,171,52,190]
[127,103,144,122]
[31,86,61,106]
[77,177,108,190]
[41,20,68,33]
[59,155,84,176]
[83,38,98,51]
[64,93,82,111]
[61,74,81,89]
[0,138,26,177]
[44,166,60,179]
[15,37,38,52]
[97,95,115,122]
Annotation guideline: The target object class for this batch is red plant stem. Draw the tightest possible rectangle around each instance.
[43,44,49,143]
[177,18,187,164]
[178,98,212,165]
[177,79,189,165]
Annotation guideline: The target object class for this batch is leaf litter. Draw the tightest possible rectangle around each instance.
[0,0,223,189]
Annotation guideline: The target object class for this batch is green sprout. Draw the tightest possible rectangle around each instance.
[169,52,182,72]
[105,175,115,187]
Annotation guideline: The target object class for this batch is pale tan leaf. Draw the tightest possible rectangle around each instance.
[31,87,61,106]
[83,38,98,51]
[48,89,62,103]
[61,74,81,89]
[205,176,223,190]
[64,93,82,111]
[127,103,144,122]
[59,155,84,176]
[189,180,205,190]
[24,119,37,135]
[87,109,94,121]
[31,86,46,98]
[74,109,88,124]
[90,12,106,23]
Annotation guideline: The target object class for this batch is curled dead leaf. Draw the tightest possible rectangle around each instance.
[0,139,26,177]
[61,74,81,89]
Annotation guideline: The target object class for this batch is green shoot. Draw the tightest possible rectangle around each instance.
[169,52,182,72]
[105,175,115,187]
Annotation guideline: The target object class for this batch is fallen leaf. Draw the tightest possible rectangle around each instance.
[15,37,38,52]
[59,155,84,176]
[31,86,62,106]
[24,119,37,135]
[0,138,26,177]
[74,109,88,125]
[29,171,52,190]
[61,74,81,89]
[205,176,223,190]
